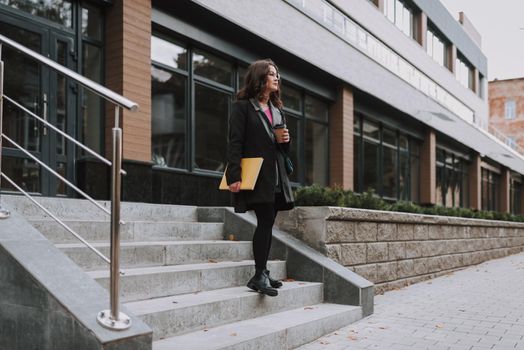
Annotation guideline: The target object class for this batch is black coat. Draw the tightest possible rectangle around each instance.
[225,98,294,213]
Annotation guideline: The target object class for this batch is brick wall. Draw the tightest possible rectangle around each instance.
[276,207,524,294]
[489,78,524,151]
[329,85,354,190]
[105,0,152,162]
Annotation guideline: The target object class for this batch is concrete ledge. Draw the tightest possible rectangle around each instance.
[275,206,524,295]
[0,208,152,349]
[197,207,374,317]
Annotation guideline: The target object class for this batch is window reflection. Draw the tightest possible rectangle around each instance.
[481,168,499,211]
[0,0,72,27]
[1,157,40,193]
[194,84,230,171]
[81,3,102,40]
[151,66,187,169]
[354,114,420,201]
[436,148,469,208]
[193,50,233,86]
[151,36,187,71]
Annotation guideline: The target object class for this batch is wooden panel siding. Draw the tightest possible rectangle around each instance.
[105,0,152,162]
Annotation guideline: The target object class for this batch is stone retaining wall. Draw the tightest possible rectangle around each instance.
[276,207,524,294]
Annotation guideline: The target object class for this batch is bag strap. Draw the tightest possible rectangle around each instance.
[249,98,275,143]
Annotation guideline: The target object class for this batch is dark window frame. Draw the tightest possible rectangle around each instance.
[282,81,330,187]
[353,112,420,202]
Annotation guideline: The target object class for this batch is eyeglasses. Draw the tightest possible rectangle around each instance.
[268,72,281,80]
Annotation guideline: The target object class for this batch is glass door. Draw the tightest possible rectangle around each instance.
[0,15,76,196]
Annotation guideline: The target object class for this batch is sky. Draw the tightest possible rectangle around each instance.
[439,0,524,81]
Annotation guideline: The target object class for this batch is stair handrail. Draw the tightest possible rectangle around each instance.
[0,33,135,331]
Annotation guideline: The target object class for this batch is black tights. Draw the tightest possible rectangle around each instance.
[252,203,278,272]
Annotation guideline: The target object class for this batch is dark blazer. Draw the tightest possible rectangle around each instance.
[225,98,294,213]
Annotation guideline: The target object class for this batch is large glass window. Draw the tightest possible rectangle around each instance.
[282,85,329,186]
[455,54,474,91]
[151,37,234,173]
[435,148,469,208]
[354,113,420,201]
[481,168,499,212]
[427,26,448,69]
[151,65,187,168]
[194,84,231,172]
[383,0,415,39]
[80,3,104,155]
[151,34,328,182]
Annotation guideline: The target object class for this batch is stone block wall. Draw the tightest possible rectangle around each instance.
[276,207,524,294]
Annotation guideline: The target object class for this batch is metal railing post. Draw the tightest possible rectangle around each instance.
[0,43,11,220]
[97,106,130,330]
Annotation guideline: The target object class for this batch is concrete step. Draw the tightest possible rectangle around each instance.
[88,260,286,302]
[2,195,199,221]
[30,220,224,243]
[126,281,323,340]
[57,240,253,270]
[152,303,362,350]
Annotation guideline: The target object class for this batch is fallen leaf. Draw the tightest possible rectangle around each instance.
[347,335,358,340]
[435,324,444,328]
[172,301,178,304]
[203,329,208,332]
[319,341,329,345]
[334,332,339,335]
[283,278,295,282]
[298,282,306,285]
[230,332,237,336]
[304,306,314,310]
[378,326,388,329]
[228,234,235,241]
[208,259,218,263]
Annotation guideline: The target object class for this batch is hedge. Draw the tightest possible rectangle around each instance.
[293,185,524,222]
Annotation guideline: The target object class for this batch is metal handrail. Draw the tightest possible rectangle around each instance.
[0,34,137,330]
[2,133,111,216]
[3,95,126,176]
[1,172,111,265]
[0,34,137,112]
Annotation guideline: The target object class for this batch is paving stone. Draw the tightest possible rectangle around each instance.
[296,252,524,350]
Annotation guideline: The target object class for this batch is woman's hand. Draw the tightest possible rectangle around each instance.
[275,128,290,143]
[229,181,241,192]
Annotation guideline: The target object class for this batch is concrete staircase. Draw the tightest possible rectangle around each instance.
[5,196,363,349]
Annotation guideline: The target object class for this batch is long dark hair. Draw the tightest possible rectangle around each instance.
[236,59,283,109]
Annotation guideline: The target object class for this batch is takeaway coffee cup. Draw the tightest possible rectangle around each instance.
[273,124,288,143]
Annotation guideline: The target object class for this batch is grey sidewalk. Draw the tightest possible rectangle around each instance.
[298,252,524,350]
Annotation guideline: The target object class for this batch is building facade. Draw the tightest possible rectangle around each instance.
[1,0,524,214]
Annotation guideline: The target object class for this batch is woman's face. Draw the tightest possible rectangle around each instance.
[264,65,280,94]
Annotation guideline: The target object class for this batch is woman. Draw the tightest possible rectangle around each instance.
[225,59,294,297]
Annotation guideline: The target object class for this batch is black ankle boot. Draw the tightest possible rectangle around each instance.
[264,269,283,288]
[247,269,278,297]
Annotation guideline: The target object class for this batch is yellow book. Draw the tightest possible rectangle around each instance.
[219,157,264,191]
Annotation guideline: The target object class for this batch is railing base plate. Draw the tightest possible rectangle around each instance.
[97,310,132,330]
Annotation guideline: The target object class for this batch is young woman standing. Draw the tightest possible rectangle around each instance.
[225,59,294,297]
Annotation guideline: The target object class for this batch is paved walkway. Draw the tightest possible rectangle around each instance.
[298,252,524,350]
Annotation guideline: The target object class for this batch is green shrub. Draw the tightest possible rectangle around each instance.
[293,185,522,223]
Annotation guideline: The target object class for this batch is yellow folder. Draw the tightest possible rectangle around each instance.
[219,157,264,191]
